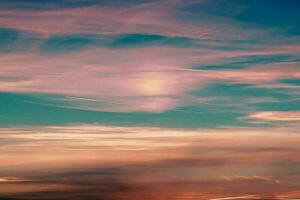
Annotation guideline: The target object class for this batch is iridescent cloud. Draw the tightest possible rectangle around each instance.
[0,0,299,115]
[0,45,299,112]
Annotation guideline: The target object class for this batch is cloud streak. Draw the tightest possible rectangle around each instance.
[246,111,300,121]
[0,125,300,199]
[0,1,233,38]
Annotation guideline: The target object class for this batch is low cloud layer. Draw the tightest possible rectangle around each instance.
[0,125,300,199]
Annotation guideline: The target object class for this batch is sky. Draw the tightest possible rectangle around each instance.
[0,0,300,199]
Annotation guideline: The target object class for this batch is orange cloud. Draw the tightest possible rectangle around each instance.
[0,125,299,199]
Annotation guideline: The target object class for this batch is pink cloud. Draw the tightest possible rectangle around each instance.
[1,45,300,112]
[0,1,258,39]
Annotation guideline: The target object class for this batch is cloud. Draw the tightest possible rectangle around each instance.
[222,175,280,183]
[0,124,300,199]
[208,195,261,200]
[0,1,236,39]
[0,177,28,183]
[0,44,299,113]
[0,0,299,114]
[246,111,300,121]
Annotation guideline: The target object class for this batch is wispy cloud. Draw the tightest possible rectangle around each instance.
[0,0,299,115]
[0,177,28,183]
[0,43,299,113]
[246,111,300,121]
[222,175,280,183]
[0,1,233,38]
[208,195,260,200]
